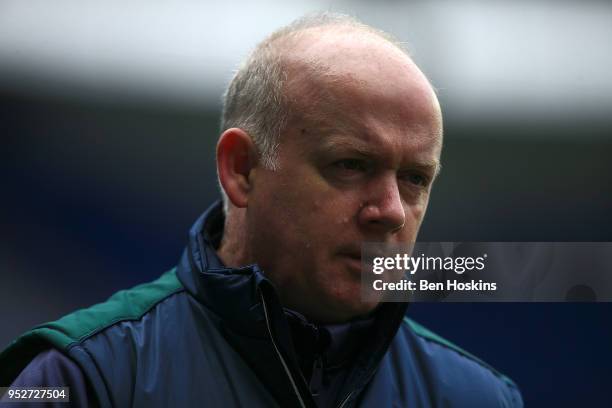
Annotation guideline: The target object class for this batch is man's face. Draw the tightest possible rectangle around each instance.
[245,31,443,323]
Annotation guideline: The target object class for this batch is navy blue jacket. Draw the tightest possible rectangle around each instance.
[0,202,522,407]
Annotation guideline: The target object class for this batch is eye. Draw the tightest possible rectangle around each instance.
[401,172,429,187]
[333,158,367,172]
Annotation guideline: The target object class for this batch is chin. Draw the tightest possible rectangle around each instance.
[325,296,380,322]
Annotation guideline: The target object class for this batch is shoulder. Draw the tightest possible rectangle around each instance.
[0,269,186,387]
[4,349,95,407]
[390,317,523,407]
[8,348,84,386]
[401,317,518,389]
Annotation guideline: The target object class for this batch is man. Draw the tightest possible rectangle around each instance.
[0,13,522,407]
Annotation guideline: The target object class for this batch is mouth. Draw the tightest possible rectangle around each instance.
[337,248,364,273]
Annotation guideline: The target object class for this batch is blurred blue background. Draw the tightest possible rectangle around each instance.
[1,1,611,406]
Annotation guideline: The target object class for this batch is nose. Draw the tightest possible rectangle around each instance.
[358,175,406,234]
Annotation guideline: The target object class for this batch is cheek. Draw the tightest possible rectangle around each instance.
[409,202,425,221]
[403,202,428,235]
[253,164,362,241]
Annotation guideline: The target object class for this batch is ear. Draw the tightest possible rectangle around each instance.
[216,128,258,208]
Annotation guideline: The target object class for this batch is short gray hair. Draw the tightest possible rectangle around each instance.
[219,12,410,211]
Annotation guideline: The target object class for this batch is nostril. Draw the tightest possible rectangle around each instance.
[358,202,406,234]
[391,222,405,233]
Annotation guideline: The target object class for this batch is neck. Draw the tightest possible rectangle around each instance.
[217,207,251,268]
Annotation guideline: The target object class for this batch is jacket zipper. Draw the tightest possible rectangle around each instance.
[260,292,308,408]
[336,391,354,408]
[260,292,356,408]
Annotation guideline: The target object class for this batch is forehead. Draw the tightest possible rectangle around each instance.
[279,28,442,163]
[294,115,442,173]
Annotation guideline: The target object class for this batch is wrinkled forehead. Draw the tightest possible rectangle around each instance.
[278,28,442,148]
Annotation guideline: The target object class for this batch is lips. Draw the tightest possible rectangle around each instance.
[343,251,361,261]
[336,246,364,274]
[337,245,362,261]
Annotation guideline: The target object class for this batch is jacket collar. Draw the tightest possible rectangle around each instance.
[176,201,409,407]
[176,200,270,338]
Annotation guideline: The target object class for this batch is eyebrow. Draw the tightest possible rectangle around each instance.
[319,136,442,177]
[319,137,372,156]
[412,160,442,178]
